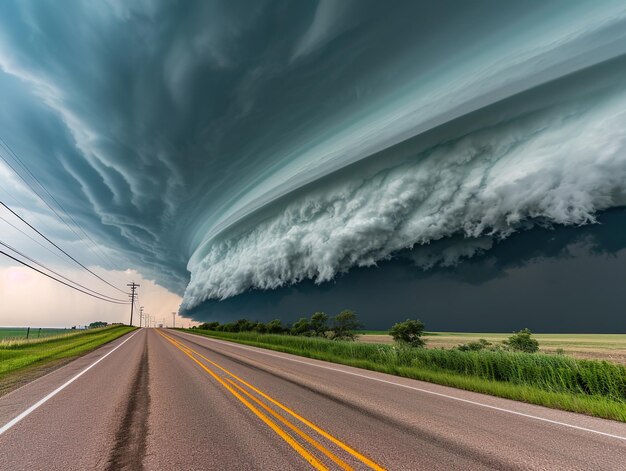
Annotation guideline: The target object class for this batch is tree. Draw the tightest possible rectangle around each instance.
[503,328,539,353]
[221,323,237,332]
[199,322,219,330]
[332,310,361,341]
[291,317,312,336]
[253,322,268,334]
[310,311,329,337]
[266,319,284,334]
[234,319,255,332]
[89,321,107,329]
[390,319,426,348]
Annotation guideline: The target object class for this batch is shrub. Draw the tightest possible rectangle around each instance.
[503,328,539,353]
[390,319,426,348]
[457,338,491,352]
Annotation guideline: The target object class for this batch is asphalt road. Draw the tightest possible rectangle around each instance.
[1,328,626,470]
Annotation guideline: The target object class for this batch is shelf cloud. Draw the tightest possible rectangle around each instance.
[1,1,626,322]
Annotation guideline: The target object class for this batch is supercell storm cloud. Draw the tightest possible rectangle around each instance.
[2,1,626,323]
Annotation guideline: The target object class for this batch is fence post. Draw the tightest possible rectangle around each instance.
[26,327,30,340]
[37,328,41,338]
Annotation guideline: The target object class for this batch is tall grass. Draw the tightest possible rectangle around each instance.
[183,329,626,421]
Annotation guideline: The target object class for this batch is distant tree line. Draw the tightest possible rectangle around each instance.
[195,314,540,353]
[194,309,362,341]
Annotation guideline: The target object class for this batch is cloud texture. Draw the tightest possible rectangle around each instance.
[0,1,626,313]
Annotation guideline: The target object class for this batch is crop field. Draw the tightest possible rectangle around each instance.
[0,327,74,340]
[358,332,626,364]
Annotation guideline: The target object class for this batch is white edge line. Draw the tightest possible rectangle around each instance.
[176,330,626,442]
[0,330,140,436]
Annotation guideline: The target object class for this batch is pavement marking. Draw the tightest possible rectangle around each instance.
[177,331,626,443]
[225,378,353,471]
[0,330,140,437]
[170,331,385,470]
[157,331,330,471]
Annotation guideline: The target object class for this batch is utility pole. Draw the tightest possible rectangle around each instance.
[172,312,176,329]
[140,306,144,328]
[127,282,140,326]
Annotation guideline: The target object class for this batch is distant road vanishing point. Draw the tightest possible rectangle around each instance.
[1,328,625,470]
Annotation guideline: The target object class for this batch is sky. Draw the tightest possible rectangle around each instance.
[1,0,626,331]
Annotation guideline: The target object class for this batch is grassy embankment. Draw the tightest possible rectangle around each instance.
[0,325,135,395]
[181,329,626,422]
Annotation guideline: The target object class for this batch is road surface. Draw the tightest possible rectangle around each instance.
[1,328,625,470]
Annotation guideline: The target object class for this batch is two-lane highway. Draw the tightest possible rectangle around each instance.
[1,328,625,470]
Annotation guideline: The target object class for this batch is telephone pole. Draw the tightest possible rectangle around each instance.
[140,306,144,328]
[127,282,140,326]
[172,312,176,328]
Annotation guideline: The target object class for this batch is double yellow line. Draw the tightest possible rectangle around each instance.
[157,330,384,471]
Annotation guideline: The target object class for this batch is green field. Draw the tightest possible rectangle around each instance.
[0,325,135,395]
[182,328,626,422]
[358,332,626,364]
[0,327,74,340]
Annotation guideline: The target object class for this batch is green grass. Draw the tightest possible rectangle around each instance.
[0,325,135,383]
[181,329,626,422]
[0,327,74,340]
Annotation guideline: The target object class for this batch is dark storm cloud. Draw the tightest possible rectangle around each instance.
[186,208,626,332]
[1,0,626,327]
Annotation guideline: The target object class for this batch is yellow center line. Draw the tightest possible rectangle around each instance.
[225,378,354,471]
[165,333,351,469]
[156,330,328,471]
[162,330,386,471]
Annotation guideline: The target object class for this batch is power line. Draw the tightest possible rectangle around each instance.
[0,214,72,266]
[0,239,128,303]
[0,200,126,294]
[0,137,120,273]
[0,250,129,304]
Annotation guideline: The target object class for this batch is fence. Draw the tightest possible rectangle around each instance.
[0,327,74,340]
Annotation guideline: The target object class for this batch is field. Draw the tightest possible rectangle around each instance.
[0,327,74,340]
[0,325,135,396]
[182,328,626,422]
[358,332,626,364]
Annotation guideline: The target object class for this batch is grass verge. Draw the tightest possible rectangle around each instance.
[180,329,626,422]
[0,325,135,395]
